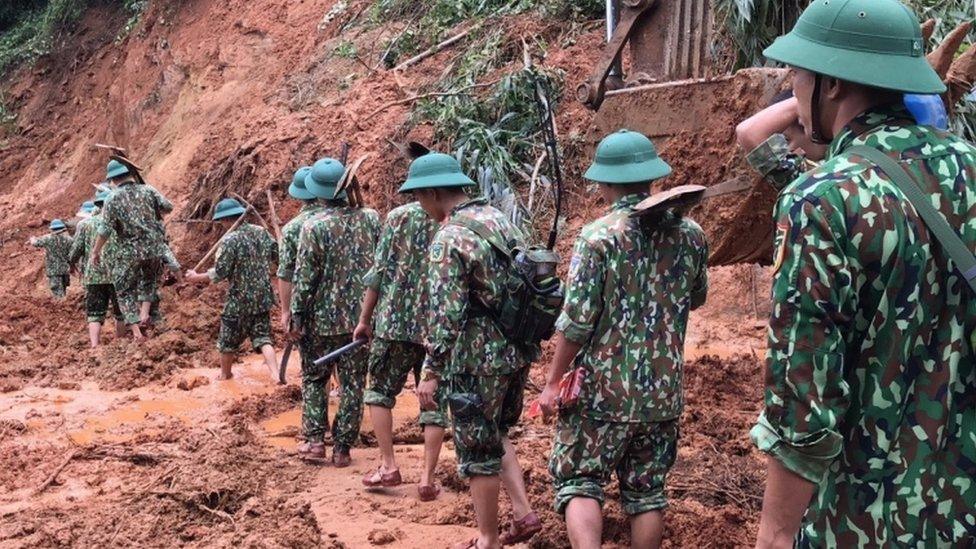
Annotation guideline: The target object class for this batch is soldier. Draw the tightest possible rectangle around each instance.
[276,166,320,333]
[290,158,380,466]
[750,0,976,546]
[76,201,95,221]
[91,159,173,340]
[185,198,279,381]
[30,219,73,299]
[355,183,448,500]
[69,190,125,347]
[537,130,708,549]
[409,153,540,549]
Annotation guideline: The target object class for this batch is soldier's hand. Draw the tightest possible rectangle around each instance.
[538,383,560,420]
[353,322,372,343]
[416,379,438,411]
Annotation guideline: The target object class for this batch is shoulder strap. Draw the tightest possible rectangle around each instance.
[849,145,976,295]
[448,216,512,260]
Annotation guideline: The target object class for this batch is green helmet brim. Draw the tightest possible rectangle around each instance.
[398,173,476,193]
[106,165,130,179]
[764,33,946,94]
[288,181,315,200]
[213,205,246,220]
[584,156,672,184]
[304,173,347,200]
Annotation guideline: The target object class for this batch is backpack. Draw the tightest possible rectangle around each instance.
[450,216,565,345]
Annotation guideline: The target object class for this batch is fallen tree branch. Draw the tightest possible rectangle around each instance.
[360,79,499,125]
[393,23,482,71]
[33,449,79,495]
[264,190,283,241]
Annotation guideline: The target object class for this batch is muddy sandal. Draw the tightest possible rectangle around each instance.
[499,511,542,545]
[417,483,441,502]
[451,538,480,549]
[332,447,351,468]
[298,442,327,463]
[362,467,403,488]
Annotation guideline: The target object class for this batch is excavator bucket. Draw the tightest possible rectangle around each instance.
[582,0,790,266]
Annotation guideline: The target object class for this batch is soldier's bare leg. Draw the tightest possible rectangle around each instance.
[139,300,152,325]
[419,425,445,488]
[218,353,235,380]
[499,437,532,519]
[469,475,502,549]
[369,405,397,471]
[565,497,603,549]
[259,344,277,381]
[88,322,102,348]
[629,511,663,549]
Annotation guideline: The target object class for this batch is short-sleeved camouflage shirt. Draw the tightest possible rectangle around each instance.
[33,232,73,276]
[556,193,708,423]
[421,197,536,378]
[69,213,112,285]
[97,182,173,261]
[291,205,380,336]
[751,105,976,546]
[363,202,437,344]
[276,202,325,282]
[210,223,278,316]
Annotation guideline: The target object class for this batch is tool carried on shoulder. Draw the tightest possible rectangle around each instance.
[629,175,754,219]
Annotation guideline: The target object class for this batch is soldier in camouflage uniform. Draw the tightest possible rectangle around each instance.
[408,152,540,549]
[354,193,448,499]
[69,191,125,347]
[750,1,976,546]
[290,157,380,466]
[277,166,322,334]
[30,219,73,299]
[92,159,173,340]
[537,130,708,549]
[185,198,279,381]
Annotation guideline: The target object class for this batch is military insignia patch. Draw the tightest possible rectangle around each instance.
[772,222,790,276]
[430,241,446,262]
[568,254,582,278]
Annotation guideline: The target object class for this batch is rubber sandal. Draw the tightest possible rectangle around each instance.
[499,511,542,545]
[362,467,403,487]
[417,483,441,502]
[332,448,351,468]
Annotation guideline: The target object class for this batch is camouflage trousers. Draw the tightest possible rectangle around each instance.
[85,284,123,323]
[549,412,679,516]
[48,274,69,299]
[447,368,528,478]
[218,312,273,353]
[112,257,162,325]
[363,338,448,428]
[300,332,367,449]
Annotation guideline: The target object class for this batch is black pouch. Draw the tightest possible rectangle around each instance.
[447,392,484,422]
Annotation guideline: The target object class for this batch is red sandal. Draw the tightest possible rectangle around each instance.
[417,483,441,502]
[362,467,403,487]
[499,511,542,545]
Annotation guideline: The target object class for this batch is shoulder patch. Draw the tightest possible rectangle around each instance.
[772,221,790,276]
[568,253,582,278]
[429,241,446,263]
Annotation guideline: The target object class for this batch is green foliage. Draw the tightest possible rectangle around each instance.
[116,0,148,42]
[713,0,805,70]
[0,90,17,135]
[0,0,91,75]
[333,39,357,59]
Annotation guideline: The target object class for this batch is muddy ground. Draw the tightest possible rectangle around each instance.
[0,265,770,548]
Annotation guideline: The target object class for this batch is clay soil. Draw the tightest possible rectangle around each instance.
[0,1,777,547]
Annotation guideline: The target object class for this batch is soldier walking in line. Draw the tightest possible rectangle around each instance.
[185,197,279,381]
[290,158,380,466]
[30,219,73,299]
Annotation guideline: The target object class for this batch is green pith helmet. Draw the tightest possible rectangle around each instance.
[584,129,672,184]
[288,166,314,200]
[80,201,95,213]
[50,219,66,232]
[106,159,130,180]
[398,152,476,193]
[213,198,246,220]
[304,158,347,200]
[764,0,944,94]
[93,189,111,206]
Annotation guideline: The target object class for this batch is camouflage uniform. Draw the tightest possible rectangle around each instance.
[548,194,708,515]
[291,204,380,449]
[209,223,278,353]
[421,197,537,478]
[751,106,976,546]
[97,182,173,324]
[362,202,448,428]
[69,212,122,323]
[276,203,325,283]
[745,133,825,192]
[33,232,73,298]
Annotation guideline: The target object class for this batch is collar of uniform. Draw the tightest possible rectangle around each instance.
[827,104,915,160]
[450,196,489,216]
[609,192,649,212]
[300,202,323,213]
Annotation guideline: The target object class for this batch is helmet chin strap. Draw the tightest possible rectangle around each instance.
[809,74,832,145]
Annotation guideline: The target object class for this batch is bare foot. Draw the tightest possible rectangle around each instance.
[215,372,234,381]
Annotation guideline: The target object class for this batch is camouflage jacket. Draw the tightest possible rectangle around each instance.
[276,202,324,282]
[750,105,976,546]
[68,213,112,285]
[421,197,535,378]
[746,133,818,190]
[97,182,173,261]
[363,202,437,344]
[291,204,380,336]
[33,232,73,276]
[556,193,708,423]
[209,223,278,316]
